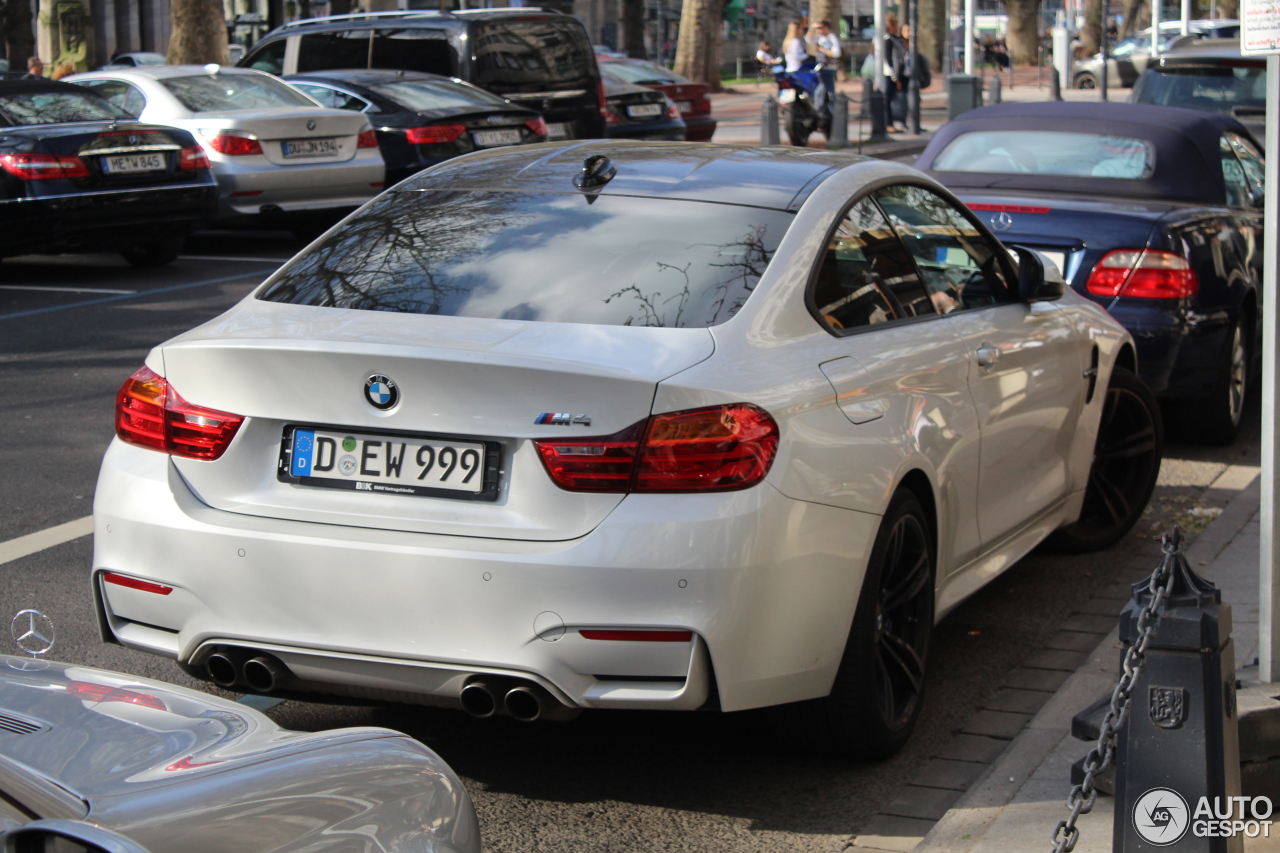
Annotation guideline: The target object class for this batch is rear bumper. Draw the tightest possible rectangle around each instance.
[682,116,717,141]
[93,438,876,714]
[211,151,385,217]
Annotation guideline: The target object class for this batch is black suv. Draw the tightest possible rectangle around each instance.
[240,9,605,141]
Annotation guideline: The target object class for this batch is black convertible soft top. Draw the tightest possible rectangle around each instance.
[0,78,101,96]
[919,101,1252,205]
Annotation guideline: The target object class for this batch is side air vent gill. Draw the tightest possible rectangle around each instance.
[0,712,47,735]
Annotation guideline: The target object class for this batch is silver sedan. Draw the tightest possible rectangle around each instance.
[66,65,385,221]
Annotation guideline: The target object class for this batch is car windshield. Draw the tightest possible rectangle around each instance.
[931,130,1155,179]
[602,62,685,85]
[161,73,317,111]
[1134,64,1266,114]
[258,191,792,328]
[472,20,595,94]
[0,90,127,125]
[369,78,510,111]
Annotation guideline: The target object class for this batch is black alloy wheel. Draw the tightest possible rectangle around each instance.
[1045,367,1162,554]
[783,489,934,759]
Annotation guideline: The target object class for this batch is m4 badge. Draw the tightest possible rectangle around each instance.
[534,413,592,427]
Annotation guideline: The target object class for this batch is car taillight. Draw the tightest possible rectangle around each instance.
[1085,249,1199,299]
[778,79,794,89]
[356,127,378,148]
[116,366,244,461]
[0,152,89,180]
[534,404,779,493]
[406,124,466,144]
[66,681,167,711]
[204,131,263,156]
[178,144,210,170]
[525,117,548,137]
[598,79,609,118]
[666,99,680,119]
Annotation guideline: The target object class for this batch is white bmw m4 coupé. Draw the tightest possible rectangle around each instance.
[93,141,1161,758]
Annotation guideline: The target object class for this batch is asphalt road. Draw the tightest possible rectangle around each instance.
[0,232,1262,853]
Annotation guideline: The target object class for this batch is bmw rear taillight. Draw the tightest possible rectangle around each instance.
[534,404,779,493]
[0,152,89,180]
[116,366,244,461]
[203,131,263,156]
[598,79,609,118]
[1085,249,1199,299]
[178,145,211,170]
[406,124,466,144]
[356,127,379,148]
[525,117,548,137]
[665,99,680,119]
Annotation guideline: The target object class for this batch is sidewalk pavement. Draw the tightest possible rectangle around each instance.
[894,468,1276,853]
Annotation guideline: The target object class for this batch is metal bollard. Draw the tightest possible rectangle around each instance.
[1049,67,1062,101]
[988,74,1002,104]
[760,97,780,146]
[1113,530,1242,852]
[907,77,921,135]
[860,77,874,117]
[866,90,888,142]
[829,94,849,149]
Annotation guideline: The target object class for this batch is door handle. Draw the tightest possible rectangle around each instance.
[976,343,1000,367]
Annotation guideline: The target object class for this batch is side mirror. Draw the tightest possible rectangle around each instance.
[1011,245,1065,302]
[0,820,152,853]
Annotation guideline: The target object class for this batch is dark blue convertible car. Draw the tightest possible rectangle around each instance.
[920,102,1264,444]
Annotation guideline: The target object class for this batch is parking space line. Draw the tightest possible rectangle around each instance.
[0,285,135,295]
[180,255,291,263]
[0,516,93,567]
[0,269,276,322]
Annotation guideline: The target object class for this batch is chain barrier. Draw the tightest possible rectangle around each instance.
[1049,527,1183,853]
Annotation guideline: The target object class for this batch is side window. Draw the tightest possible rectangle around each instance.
[811,197,936,333]
[874,184,1013,313]
[81,80,133,115]
[292,83,339,108]
[1220,135,1248,207]
[1228,133,1264,205]
[121,84,146,117]
[246,39,286,75]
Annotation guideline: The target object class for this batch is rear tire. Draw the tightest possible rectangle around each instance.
[783,106,811,147]
[1179,317,1248,446]
[120,236,184,268]
[1074,73,1098,89]
[783,489,934,759]
[1044,367,1162,554]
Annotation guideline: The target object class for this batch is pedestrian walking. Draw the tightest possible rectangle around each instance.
[806,19,841,117]
[884,13,906,132]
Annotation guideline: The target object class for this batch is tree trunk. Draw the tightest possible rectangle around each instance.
[1217,0,1237,18]
[5,0,34,68]
[1080,0,1101,57]
[168,0,230,64]
[621,0,646,58]
[1119,0,1145,36]
[673,0,723,91]
[918,0,946,80]
[1005,0,1039,64]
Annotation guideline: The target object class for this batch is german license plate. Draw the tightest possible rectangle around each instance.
[472,128,522,147]
[627,103,662,118]
[282,138,339,158]
[676,100,692,114]
[546,122,569,139]
[283,427,487,497]
[102,153,165,173]
[777,89,797,104]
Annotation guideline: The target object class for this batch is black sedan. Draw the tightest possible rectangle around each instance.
[1130,39,1267,146]
[600,68,686,141]
[920,102,1263,444]
[0,80,218,266]
[285,69,548,186]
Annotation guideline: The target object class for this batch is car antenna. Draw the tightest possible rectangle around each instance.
[573,154,616,191]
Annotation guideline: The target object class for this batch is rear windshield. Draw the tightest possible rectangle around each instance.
[370,78,510,111]
[258,191,792,328]
[601,61,686,85]
[162,73,316,111]
[931,130,1155,179]
[0,90,126,125]
[472,20,595,94]
[1134,64,1266,115]
[297,29,458,77]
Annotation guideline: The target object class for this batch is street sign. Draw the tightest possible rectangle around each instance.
[1241,0,1280,54]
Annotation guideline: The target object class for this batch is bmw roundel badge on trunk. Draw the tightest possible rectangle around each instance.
[364,375,398,410]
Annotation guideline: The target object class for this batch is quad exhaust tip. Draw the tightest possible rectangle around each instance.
[204,649,292,693]
[205,650,244,689]
[460,681,499,718]
[243,655,291,694]
[504,685,544,722]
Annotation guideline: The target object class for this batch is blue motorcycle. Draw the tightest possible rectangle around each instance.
[774,59,832,147]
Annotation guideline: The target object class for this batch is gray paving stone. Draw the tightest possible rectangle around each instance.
[1061,613,1116,634]
[911,758,990,791]
[985,687,1053,715]
[1077,598,1125,618]
[1046,630,1103,652]
[963,709,1032,739]
[1025,649,1089,671]
[882,785,964,821]
[852,814,937,852]
[935,733,1009,764]
[1003,667,1072,692]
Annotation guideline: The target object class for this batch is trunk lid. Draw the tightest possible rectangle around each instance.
[196,108,366,164]
[160,301,715,541]
[22,122,206,193]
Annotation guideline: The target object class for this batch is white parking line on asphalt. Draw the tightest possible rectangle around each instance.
[0,285,135,294]
[0,516,93,568]
[179,255,289,263]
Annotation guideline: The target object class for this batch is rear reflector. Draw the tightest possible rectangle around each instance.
[534,404,779,493]
[1085,249,1199,299]
[966,203,1051,214]
[406,124,465,144]
[116,366,244,461]
[0,152,89,180]
[103,572,173,595]
[580,630,694,642]
[66,681,167,711]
